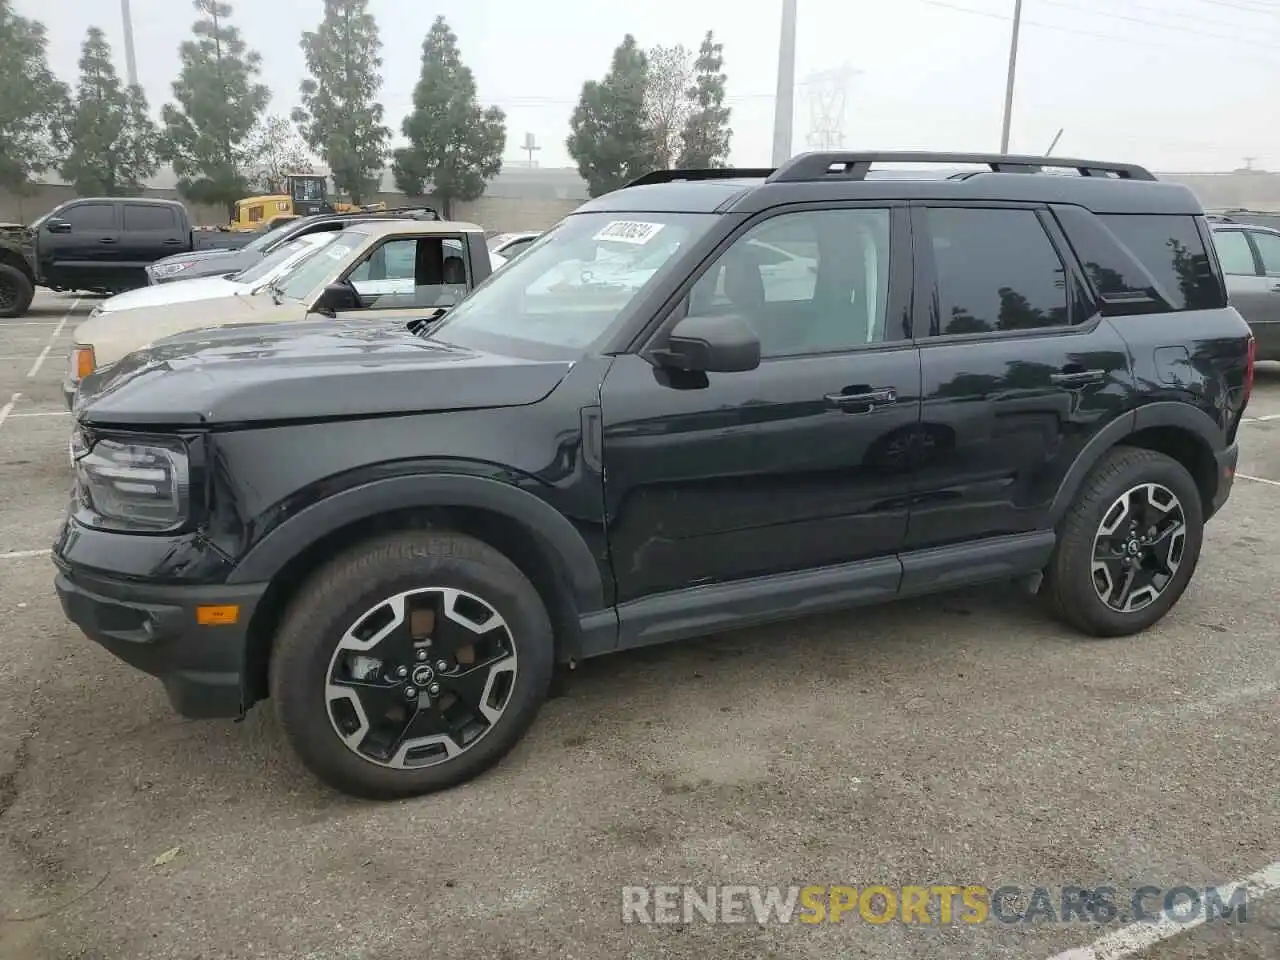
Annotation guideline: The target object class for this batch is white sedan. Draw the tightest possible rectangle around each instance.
[88,232,340,318]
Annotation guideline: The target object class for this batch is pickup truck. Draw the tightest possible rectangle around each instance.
[13,197,241,311]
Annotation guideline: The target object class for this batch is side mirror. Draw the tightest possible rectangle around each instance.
[45,218,71,234]
[654,312,761,374]
[315,281,359,314]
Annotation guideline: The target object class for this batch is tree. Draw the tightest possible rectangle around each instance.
[241,114,313,194]
[567,36,656,198]
[0,0,68,193]
[392,17,506,218]
[676,31,732,169]
[292,0,390,205]
[58,27,160,196]
[161,0,270,215]
[643,44,694,170]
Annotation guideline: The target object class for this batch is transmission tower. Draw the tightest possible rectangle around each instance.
[806,64,859,151]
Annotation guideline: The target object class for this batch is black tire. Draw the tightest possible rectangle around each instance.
[1045,446,1204,637]
[0,263,34,318]
[270,531,555,800]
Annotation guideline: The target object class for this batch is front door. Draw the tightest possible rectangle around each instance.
[321,235,474,322]
[48,201,120,289]
[906,203,1134,558]
[600,205,920,605]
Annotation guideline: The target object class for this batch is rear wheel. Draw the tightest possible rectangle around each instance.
[0,263,34,318]
[1045,447,1204,637]
[270,531,555,800]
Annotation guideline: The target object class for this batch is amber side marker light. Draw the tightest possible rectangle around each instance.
[72,345,96,380]
[196,605,240,626]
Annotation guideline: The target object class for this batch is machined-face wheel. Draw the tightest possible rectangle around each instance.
[1090,482,1187,613]
[325,586,518,769]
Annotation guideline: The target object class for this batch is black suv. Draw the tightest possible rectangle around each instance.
[53,152,1255,800]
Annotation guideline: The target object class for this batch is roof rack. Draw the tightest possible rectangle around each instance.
[624,168,776,188]
[766,151,1156,183]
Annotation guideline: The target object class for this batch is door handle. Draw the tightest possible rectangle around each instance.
[825,387,897,410]
[1268,282,1280,293]
[1050,368,1106,386]
[97,237,118,244]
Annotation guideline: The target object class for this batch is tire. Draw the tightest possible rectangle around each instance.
[0,263,34,318]
[1045,446,1204,637]
[270,531,555,800]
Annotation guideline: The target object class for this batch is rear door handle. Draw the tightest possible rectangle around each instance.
[1268,282,1280,293]
[98,237,118,244]
[1050,369,1106,386]
[162,238,183,245]
[825,387,897,410]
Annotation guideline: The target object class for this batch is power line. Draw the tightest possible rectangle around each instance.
[1034,0,1280,49]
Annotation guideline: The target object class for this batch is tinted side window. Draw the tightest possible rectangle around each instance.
[1249,230,1280,276]
[686,208,892,357]
[926,207,1068,335]
[1098,214,1223,311]
[1212,230,1257,276]
[64,203,114,231]
[123,204,177,232]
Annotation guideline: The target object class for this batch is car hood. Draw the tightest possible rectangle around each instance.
[158,249,260,281]
[72,292,304,370]
[153,247,244,268]
[75,318,573,427]
[97,275,245,314]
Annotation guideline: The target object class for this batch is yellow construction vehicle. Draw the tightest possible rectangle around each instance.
[227,174,387,231]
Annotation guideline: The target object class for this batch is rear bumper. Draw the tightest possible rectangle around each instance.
[1210,441,1238,519]
[54,562,267,719]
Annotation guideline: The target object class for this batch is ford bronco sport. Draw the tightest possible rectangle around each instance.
[53,152,1255,800]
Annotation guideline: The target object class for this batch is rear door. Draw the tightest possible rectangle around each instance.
[905,202,1133,567]
[1211,227,1280,356]
[121,203,187,269]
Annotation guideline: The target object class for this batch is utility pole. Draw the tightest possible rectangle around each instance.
[522,133,541,167]
[120,0,139,88]
[999,0,1023,154]
[771,0,798,166]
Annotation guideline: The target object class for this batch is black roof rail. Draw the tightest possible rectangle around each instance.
[624,168,776,188]
[767,151,1157,183]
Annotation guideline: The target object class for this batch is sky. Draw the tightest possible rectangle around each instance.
[22,0,1280,174]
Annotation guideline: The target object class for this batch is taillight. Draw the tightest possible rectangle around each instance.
[1243,334,1256,408]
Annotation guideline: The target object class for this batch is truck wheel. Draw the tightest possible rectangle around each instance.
[270,531,555,800]
[1045,447,1204,637]
[0,263,34,318]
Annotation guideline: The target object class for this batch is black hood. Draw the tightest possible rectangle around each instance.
[76,319,573,427]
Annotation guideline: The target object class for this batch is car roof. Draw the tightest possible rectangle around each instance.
[343,219,484,237]
[574,151,1205,218]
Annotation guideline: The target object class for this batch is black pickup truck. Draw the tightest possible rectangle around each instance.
[5,197,241,313]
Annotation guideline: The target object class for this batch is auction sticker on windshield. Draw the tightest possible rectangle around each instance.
[593,221,665,244]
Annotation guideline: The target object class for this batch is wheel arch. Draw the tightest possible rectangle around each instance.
[1050,404,1224,525]
[230,475,608,707]
[0,245,35,283]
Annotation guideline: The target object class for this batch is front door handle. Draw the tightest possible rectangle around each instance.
[97,237,118,244]
[825,386,897,410]
[1050,368,1106,386]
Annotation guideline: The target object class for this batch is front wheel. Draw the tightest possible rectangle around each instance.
[270,531,555,800]
[1045,447,1204,637]
[0,263,34,318]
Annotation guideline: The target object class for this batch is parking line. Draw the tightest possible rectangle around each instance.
[0,391,19,429]
[0,548,50,560]
[10,410,69,418]
[26,297,79,378]
[1044,860,1280,960]
[1237,473,1280,488]
[0,356,42,361]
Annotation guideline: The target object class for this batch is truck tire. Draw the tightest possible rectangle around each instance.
[1045,446,1204,637]
[0,262,34,318]
[270,530,555,800]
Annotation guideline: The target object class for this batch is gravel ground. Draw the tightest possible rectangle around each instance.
[0,294,1276,960]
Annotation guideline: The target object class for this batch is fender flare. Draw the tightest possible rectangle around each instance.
[225,473,606,612]
[1048,403,1224,524]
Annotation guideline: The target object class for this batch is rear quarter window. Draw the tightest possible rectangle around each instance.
[1096,214,1224,311]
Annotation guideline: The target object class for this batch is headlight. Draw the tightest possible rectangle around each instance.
[149,261,191,279]
[69,344,95,384]
[72,435,191,531]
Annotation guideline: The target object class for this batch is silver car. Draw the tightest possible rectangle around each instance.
[1211,223,1280,359]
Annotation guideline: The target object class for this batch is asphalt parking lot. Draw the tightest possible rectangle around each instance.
[0,292,1276,960]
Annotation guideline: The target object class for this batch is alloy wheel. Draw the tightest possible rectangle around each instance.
[325,587,518,769]
[1090,482,1187,613]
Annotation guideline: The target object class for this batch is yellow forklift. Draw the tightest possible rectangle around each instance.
[227,174,387,232]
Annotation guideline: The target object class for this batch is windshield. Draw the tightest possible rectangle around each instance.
[273,230,369,300]
[431,212,717,356]
[235,233,337,286]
